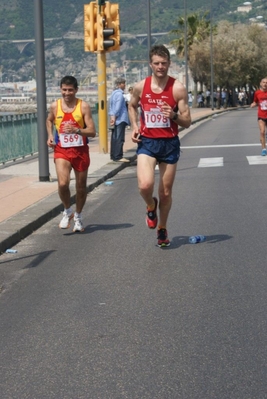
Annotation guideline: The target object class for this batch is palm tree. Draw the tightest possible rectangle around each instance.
[171,12,214,106]
[171,12,211,56]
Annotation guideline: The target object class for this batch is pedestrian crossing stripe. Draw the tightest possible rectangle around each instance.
[181,144,260,149]
[246,156,267,165]
[198,158,223,167]
[196,156,267,167]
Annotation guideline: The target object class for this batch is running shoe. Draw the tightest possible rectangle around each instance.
[157,228,170,248]
[73,215,85,232]
[146,197,158,229]
[59,210,74,229]
[262,149,267,156]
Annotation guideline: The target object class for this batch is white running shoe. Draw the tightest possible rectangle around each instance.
[73,216,84,232]
[59,210,74,229]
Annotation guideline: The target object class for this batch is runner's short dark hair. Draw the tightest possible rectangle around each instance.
[60,76,78,89]
[149,44,170,62]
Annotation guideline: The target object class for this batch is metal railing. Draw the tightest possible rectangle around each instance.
[0,111,99,164]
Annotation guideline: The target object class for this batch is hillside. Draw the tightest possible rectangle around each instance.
[1,0,265,39]
[0,0,267,83]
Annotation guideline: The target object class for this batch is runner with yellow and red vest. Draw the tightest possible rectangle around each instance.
[46,75,96,232]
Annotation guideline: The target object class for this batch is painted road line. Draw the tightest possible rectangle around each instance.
[182,144,260,149]
[246,156,267,165]
[198,157,224,167]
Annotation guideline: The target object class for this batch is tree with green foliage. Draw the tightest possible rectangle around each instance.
[246,23,267,87]
[188,21,267,107]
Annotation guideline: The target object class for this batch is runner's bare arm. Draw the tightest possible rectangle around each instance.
[128,81,144,143]
[80,101,96,138]
[174,81,191,128]
[46,102,56,147]
[159,80,191,128]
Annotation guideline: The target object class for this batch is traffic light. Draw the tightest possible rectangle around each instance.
[84,2,98,52]
[97,2,121,52]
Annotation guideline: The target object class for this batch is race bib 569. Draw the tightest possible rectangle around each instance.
[59,133,83,147]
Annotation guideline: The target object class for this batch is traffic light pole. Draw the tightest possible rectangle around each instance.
[96,0,108,153]
[84,1,120,153]
[34,0,50,181]
[97,52,108,153]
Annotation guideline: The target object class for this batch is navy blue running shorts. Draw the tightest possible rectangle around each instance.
[137,136,180,164]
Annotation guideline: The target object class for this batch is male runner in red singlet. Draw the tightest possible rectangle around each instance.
[251,77,267,156]
[46,76,96,232]
[128,44,191,247]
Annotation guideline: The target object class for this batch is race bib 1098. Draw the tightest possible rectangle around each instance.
[260,100,267,110]
[144,108,170,128]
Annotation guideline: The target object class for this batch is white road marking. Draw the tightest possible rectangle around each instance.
[182,144,260,149]
[246,156,267,165]
[198,157,224,167]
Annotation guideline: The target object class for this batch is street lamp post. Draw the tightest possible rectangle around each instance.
[184,0,189,92]
[34,0,49,181]
[210,0,214,110]
[147,0,152,76]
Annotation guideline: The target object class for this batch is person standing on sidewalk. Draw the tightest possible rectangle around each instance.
[46,75,96,232]
[124,86,133,109]
[250,77,267,156]
[124,86,134,130]
[128,44,191,247]
[108,77,130,162]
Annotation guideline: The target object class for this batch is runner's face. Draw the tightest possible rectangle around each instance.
[261,79,267,91]
[150,55,170,78]
[60,84,78,103]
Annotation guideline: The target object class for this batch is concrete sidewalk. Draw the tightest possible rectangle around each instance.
[0,107,226,253]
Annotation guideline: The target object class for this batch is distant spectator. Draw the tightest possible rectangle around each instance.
[124,86,133,109]
[238,90,245,106]
[227,90,233,107]
[108,76,130,162]
[206,89,211,107]
[221,89,226,107]
[213,90,217,107]
[124,86,133,129]
[188,91,193,107]
[197,92,204,108]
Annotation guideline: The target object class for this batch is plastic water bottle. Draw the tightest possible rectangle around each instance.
[189,235,206,244]
[6,249,18,253]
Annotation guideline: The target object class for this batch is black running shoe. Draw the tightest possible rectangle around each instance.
[157,228,170,247]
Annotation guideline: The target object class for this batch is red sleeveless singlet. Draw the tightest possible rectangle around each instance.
[139,76,179,139]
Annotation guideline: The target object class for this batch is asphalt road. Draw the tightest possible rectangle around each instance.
[1,108,267,399]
